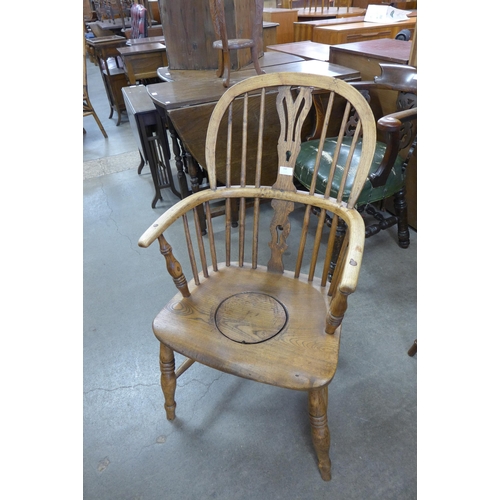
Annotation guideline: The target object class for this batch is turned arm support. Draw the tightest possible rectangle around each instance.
[158,234,190,297]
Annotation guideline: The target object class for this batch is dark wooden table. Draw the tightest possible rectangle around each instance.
[148,52,314,206]
[156,51,306,82]
[329,38,412,79]
[266,41,331,62]
[122,84,179,208]
[117,42,168,85]
[147,59,360,192]
[147,58,360,229]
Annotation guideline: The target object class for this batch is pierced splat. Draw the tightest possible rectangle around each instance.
[267,85,314,273]
[273,85,314,191]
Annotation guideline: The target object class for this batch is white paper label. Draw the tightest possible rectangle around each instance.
[280,166,293,176]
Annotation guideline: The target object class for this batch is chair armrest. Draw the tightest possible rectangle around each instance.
[139,188,365,296]
[369,107,417,188]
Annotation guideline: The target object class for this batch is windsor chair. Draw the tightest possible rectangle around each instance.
[138,72,377,480]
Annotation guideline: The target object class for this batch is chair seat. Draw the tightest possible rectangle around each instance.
[153,265,340,391]
[213,38,255,50]
[294,136,405,205]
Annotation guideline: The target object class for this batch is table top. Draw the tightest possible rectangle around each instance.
[126,35,165,46]
[122,84,156,115]
[86,35,126,47]
[117,42,166,56]
[329,38,412,64]
[315,17,416,33]
[266,41,330,62]
[157,52,306,82]
[147,59,360,112]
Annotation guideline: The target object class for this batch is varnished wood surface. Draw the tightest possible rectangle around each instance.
[117,41,166,55]
[118,42,168,84]
[329,38,412,66]
[148,60,360,183]
[312,18,417,45]
[153,266,339,389]
[263,7,299,44]
[126,35,165,45]
[266,40,331,61]
[149,58,358,112]
[263,21,278,48]
[294,15,365,41]
[85,35,127,49]
[156,51,307,82]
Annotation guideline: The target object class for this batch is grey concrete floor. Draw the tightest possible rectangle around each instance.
[83,55,417,499]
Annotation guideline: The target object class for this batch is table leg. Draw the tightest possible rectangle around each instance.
[165,116,190,200]
[184,150,207,234]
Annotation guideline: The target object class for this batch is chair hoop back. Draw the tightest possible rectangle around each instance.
[205,72,377,209]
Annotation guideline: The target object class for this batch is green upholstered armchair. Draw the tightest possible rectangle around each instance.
[294,63,417,274]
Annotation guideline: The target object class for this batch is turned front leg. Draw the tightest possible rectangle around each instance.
[309,386,332,481]
[159,343,177,420]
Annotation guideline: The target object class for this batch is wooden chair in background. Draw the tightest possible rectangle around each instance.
[138,72,377,480]
[83,31,108,138]
[294,63,417,276]
[297,0,353,13]
[209,0,265,87]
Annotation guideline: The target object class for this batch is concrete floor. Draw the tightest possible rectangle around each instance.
[83,56,417,499]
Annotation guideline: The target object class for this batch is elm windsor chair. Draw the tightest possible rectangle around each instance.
[209,0,265,87]
[138,72,377,481]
